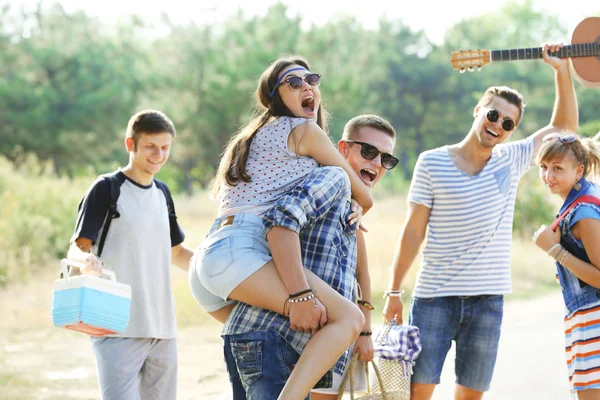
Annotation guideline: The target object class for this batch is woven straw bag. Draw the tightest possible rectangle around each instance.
[336,352,410,400]
[366,322,414,398]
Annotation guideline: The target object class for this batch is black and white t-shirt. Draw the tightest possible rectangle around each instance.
[71,170,184,339]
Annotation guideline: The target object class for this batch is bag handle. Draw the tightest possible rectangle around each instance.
[97,175,120,257]
[336,352,389,400]
[551,195,600,232]
[60,259,116,282]
[337,352,360,400]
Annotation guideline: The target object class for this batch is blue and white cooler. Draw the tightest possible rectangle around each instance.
[52,259,132,336]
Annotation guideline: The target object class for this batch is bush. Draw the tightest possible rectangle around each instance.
[0,156,90,285]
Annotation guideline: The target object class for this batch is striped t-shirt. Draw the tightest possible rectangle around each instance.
[408,137,535,297]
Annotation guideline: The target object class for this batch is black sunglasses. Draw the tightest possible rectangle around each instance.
[270,73,321,96]
[345,140,399,170]
[486,109,515,132]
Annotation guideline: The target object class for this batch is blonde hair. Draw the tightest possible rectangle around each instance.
[342,115,396,142]
[536,131,600,181]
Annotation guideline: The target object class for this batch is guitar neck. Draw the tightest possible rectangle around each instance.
[490,43,600,62]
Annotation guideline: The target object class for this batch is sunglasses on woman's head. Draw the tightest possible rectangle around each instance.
[345,140,399,170]
[486,109,515,132]
[543,133,578,144]
[270,73,321,97]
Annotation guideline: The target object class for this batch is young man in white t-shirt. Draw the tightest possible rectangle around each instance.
[67,110,193,400]
[383,45,578,400]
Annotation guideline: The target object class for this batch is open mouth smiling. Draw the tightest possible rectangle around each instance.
[360,168,377,183]
[301,95,315,113]
[485,128,499,138]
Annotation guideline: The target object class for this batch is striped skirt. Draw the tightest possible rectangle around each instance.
[565,300,600,392]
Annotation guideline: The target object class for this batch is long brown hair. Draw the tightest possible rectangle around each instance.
[212,55,329,197]
[537,131,600,181]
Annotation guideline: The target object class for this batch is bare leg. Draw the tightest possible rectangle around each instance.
[228,262,364,399]
[207,303,236,324]
[454,384,484,400]
[311,393,336,400]
[411,383,436,400]
[578,389,600,400]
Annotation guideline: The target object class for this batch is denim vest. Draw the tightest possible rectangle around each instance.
[556,178,600,314]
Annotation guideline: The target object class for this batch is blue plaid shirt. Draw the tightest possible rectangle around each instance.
[222,166,358,388]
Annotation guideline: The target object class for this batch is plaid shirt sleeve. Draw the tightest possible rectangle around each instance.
[262,166,352,234]
[222,166,358,388]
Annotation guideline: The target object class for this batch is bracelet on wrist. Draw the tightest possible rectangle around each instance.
[560,250,570,265]
[359,331,372,336]
[547,243,561,256]
[289,289,312,299]
[357,300,374,310]
[554,247,564,260]
[288,293,315,303]
[383,289,405,298]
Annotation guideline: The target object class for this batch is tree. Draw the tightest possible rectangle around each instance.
[0,3,146,175]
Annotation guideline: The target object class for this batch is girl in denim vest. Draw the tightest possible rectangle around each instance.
[533,132,600,397]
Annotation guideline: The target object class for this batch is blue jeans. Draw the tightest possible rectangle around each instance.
[408,295,504,392]
[223,330,309,400]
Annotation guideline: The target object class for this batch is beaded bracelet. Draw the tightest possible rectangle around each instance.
[359,331,372,336]
[547,243,561,256]
[554,247,564,260]
[289,289,312,299]
[288,293,316,303]
[383,290,405,298]
[357,300,374,311]
[560,250,570,265]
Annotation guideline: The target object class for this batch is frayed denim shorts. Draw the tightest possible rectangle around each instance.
[188,213,272,312]
[408,295,504,392]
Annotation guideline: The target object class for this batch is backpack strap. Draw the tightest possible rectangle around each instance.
[97,174,121,257]
[551,195,600,232]
[154,179,176,217]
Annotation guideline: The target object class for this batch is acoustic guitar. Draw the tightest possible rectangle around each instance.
[450,17,600,88]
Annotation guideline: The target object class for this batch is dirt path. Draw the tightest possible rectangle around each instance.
[1,292,570,399]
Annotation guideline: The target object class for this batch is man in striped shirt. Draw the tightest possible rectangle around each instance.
[383,44,578,399]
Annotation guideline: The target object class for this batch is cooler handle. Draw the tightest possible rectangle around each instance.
[61,259,117,282]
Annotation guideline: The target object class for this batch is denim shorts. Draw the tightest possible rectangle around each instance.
[188,213,272,312]
[408,295,504,392]
[223,330,308,400]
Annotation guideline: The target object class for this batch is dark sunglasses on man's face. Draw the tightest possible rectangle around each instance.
[345,140,399,170]
[486,109,515,132]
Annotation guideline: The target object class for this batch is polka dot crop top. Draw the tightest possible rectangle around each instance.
[218,116,320,217]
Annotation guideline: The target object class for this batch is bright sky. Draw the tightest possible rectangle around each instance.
[16,0,600,44]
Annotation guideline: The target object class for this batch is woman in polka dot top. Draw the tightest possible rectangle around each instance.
[188,55,373,398]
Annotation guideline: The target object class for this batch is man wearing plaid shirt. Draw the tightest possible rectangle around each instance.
[222,115,398,399]
[222,166,355,395]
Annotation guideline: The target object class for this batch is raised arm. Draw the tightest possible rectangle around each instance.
[291,121,374,213]
[531,43,578,153]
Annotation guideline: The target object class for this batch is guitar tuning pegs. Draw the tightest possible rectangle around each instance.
[468,67,474,72]
[460,68,466,73]
[477,66,482,71]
